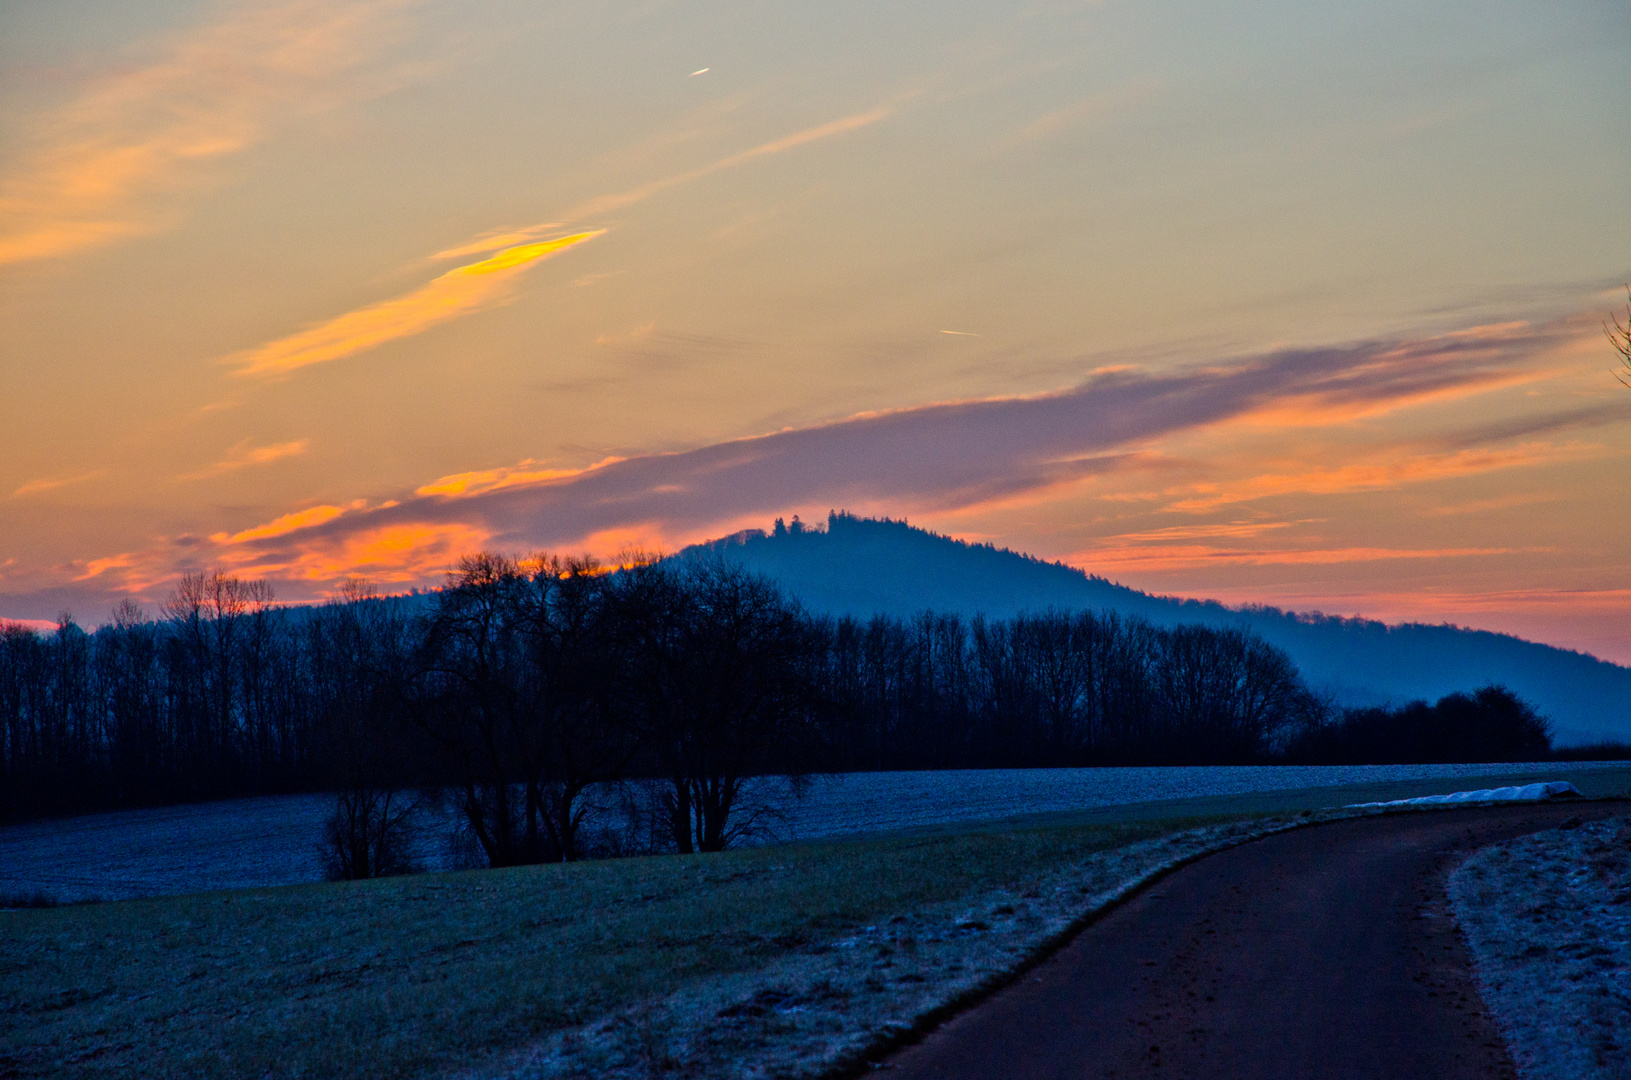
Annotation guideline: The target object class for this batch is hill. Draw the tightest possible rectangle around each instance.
[686,512,1631,746]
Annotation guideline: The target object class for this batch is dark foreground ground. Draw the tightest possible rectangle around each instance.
[879,801,1625,1080]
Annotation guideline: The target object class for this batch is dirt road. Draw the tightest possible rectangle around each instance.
[879,802,1623,1080]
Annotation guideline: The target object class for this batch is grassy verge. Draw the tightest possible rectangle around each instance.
[6,766,1627,1080]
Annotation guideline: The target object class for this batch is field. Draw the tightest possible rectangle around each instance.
[6,761,1628,903]
[1,812,1266,1079]
[5,765,1630,1080]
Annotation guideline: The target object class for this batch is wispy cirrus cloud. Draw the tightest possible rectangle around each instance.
[561,104,898,221]
[179,439,308,480]
[1423,492,1563,517]
[1161,441,1601,513]
[74,552,140,582]
[11,470,106,498]
[228,232,605,376]
[210,500,364,544]
[0,0,415,265]
[430,223,565,260]
[1067,543,1541,573]
[1103,521,1300,543]
[1015,80,1161,144]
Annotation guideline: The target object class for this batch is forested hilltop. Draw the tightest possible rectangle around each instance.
[690,512,1631,746]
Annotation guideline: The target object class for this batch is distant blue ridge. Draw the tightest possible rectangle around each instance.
[680,511,1631,747]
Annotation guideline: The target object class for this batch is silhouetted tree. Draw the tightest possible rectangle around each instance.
[613,560,822,852]
[1282,684,1551,764]
[311,580,424,880]
[412,553,629,866]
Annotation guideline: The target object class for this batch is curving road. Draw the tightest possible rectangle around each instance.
[880,802,1623,1080]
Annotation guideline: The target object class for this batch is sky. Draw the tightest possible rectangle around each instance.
[2,0,1629,660]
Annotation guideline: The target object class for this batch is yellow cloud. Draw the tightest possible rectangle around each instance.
[228,232,604,376]
[431,223,565,260]
[413,455,622,498]
[0,0,411,265]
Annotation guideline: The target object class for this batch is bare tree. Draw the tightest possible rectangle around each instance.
[612,560,821,853]
[313,579,423,880]
[414,552,626,866]
[513,553,633,861]
[1611,285,1631,386]
[163,570,274,787]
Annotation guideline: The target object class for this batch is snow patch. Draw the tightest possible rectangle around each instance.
[1346,781,1581,809]
[1449,815,1631,1080]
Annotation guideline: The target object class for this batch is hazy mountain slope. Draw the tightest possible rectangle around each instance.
[688,513,1631,746]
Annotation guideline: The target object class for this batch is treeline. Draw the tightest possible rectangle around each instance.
[1280,686,1552,764]
[0,555,1559,865]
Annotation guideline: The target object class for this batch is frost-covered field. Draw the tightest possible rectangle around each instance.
[1450,817,1631,1080]
[3,762,1623,903]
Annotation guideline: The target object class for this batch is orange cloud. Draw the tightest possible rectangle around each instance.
[261,522,492,583]
[179,439,309,479]
[1376,587,1631,615]
[228,232,604,376]
[1163,442,1599,512]
[210,501,362,544]
[74,553,140,581]
[1106,521,1298,543]
[11,470,107,498]
[1071,544,1536,573]
[1236,368,1546,428]
[1423,492,1563,517]
[0,0,411,264]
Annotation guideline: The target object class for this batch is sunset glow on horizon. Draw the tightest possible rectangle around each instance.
[2,0,1628,661]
